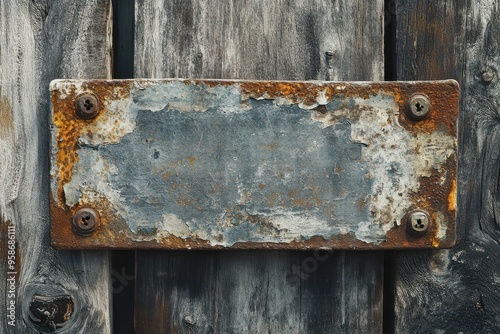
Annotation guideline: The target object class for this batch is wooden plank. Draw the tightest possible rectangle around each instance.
[134,0,385,333]
[0,1,112,333]
[393,1,500,332]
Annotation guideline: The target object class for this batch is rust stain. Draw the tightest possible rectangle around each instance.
[187,156,196,165]
[448,179,457,212]
[0,96,13,139]
[266,191,282,207]
[357,197,367,210]
[259,142,278,150]
[176,195,194,207]
[51,81,132,206]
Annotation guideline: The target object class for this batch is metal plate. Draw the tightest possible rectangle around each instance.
[49,79,459,250]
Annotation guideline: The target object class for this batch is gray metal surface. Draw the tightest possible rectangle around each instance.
[49,79,459,249]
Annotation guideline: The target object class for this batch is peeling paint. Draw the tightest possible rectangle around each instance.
[49,79,459,250]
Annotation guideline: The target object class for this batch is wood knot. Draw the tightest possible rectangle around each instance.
[29,295,73,333]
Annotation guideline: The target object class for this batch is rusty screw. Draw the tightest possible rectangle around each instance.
[75,93,100,119]
[72,207,99,236]
[406,210,431,236]
[407,94,431,121]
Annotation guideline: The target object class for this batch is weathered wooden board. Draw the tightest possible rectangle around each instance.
[134,0,385,332]
[0,1,112,333]
[49,79,458,250]
[393,1,500,332]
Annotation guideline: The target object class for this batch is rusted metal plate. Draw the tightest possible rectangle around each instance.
[49,79,459,250]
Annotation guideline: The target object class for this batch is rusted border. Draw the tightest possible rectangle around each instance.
[49,79,459,250]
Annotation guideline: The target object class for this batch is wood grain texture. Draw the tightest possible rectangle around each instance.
[0,1,112,333]
[394,1,500,332]
[134,0,384,333]
[135,0,383,81]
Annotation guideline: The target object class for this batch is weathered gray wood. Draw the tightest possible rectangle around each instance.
[134,0,384,332]
[0,1,112,333]
[394,1,500,332]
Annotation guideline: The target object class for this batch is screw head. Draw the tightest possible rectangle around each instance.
[481,69,496,84]
[72,207,100,236]
[75,93,100,119]
[406,210,431,236]
[407,94,431,121]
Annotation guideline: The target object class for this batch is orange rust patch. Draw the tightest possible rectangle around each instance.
[187,156,196,165]
[51,81,132,206]
[448,179,457,212]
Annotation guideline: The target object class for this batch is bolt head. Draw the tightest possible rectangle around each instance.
[407,94,431,121]
[72,207,99,236]
[75,93,100,119]
[406,210,431,236]
[481,70,495,84]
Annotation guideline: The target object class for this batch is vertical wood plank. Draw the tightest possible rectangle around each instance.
[0,1,112,332]
[134,1,384,333]
[394,1,500,332]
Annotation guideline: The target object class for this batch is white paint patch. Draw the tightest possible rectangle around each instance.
[315,90,329,105]
[79,97,136,146]
[451,250,465,263]
[274,97,294,106]
[410,133,455,177]
[50,79,85,99]
[267,212,331,237]
[155,214,192,239]
[355,221,387,243]
[63,150,124,212]
[434,212,447,240]
[298,102,319,110]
